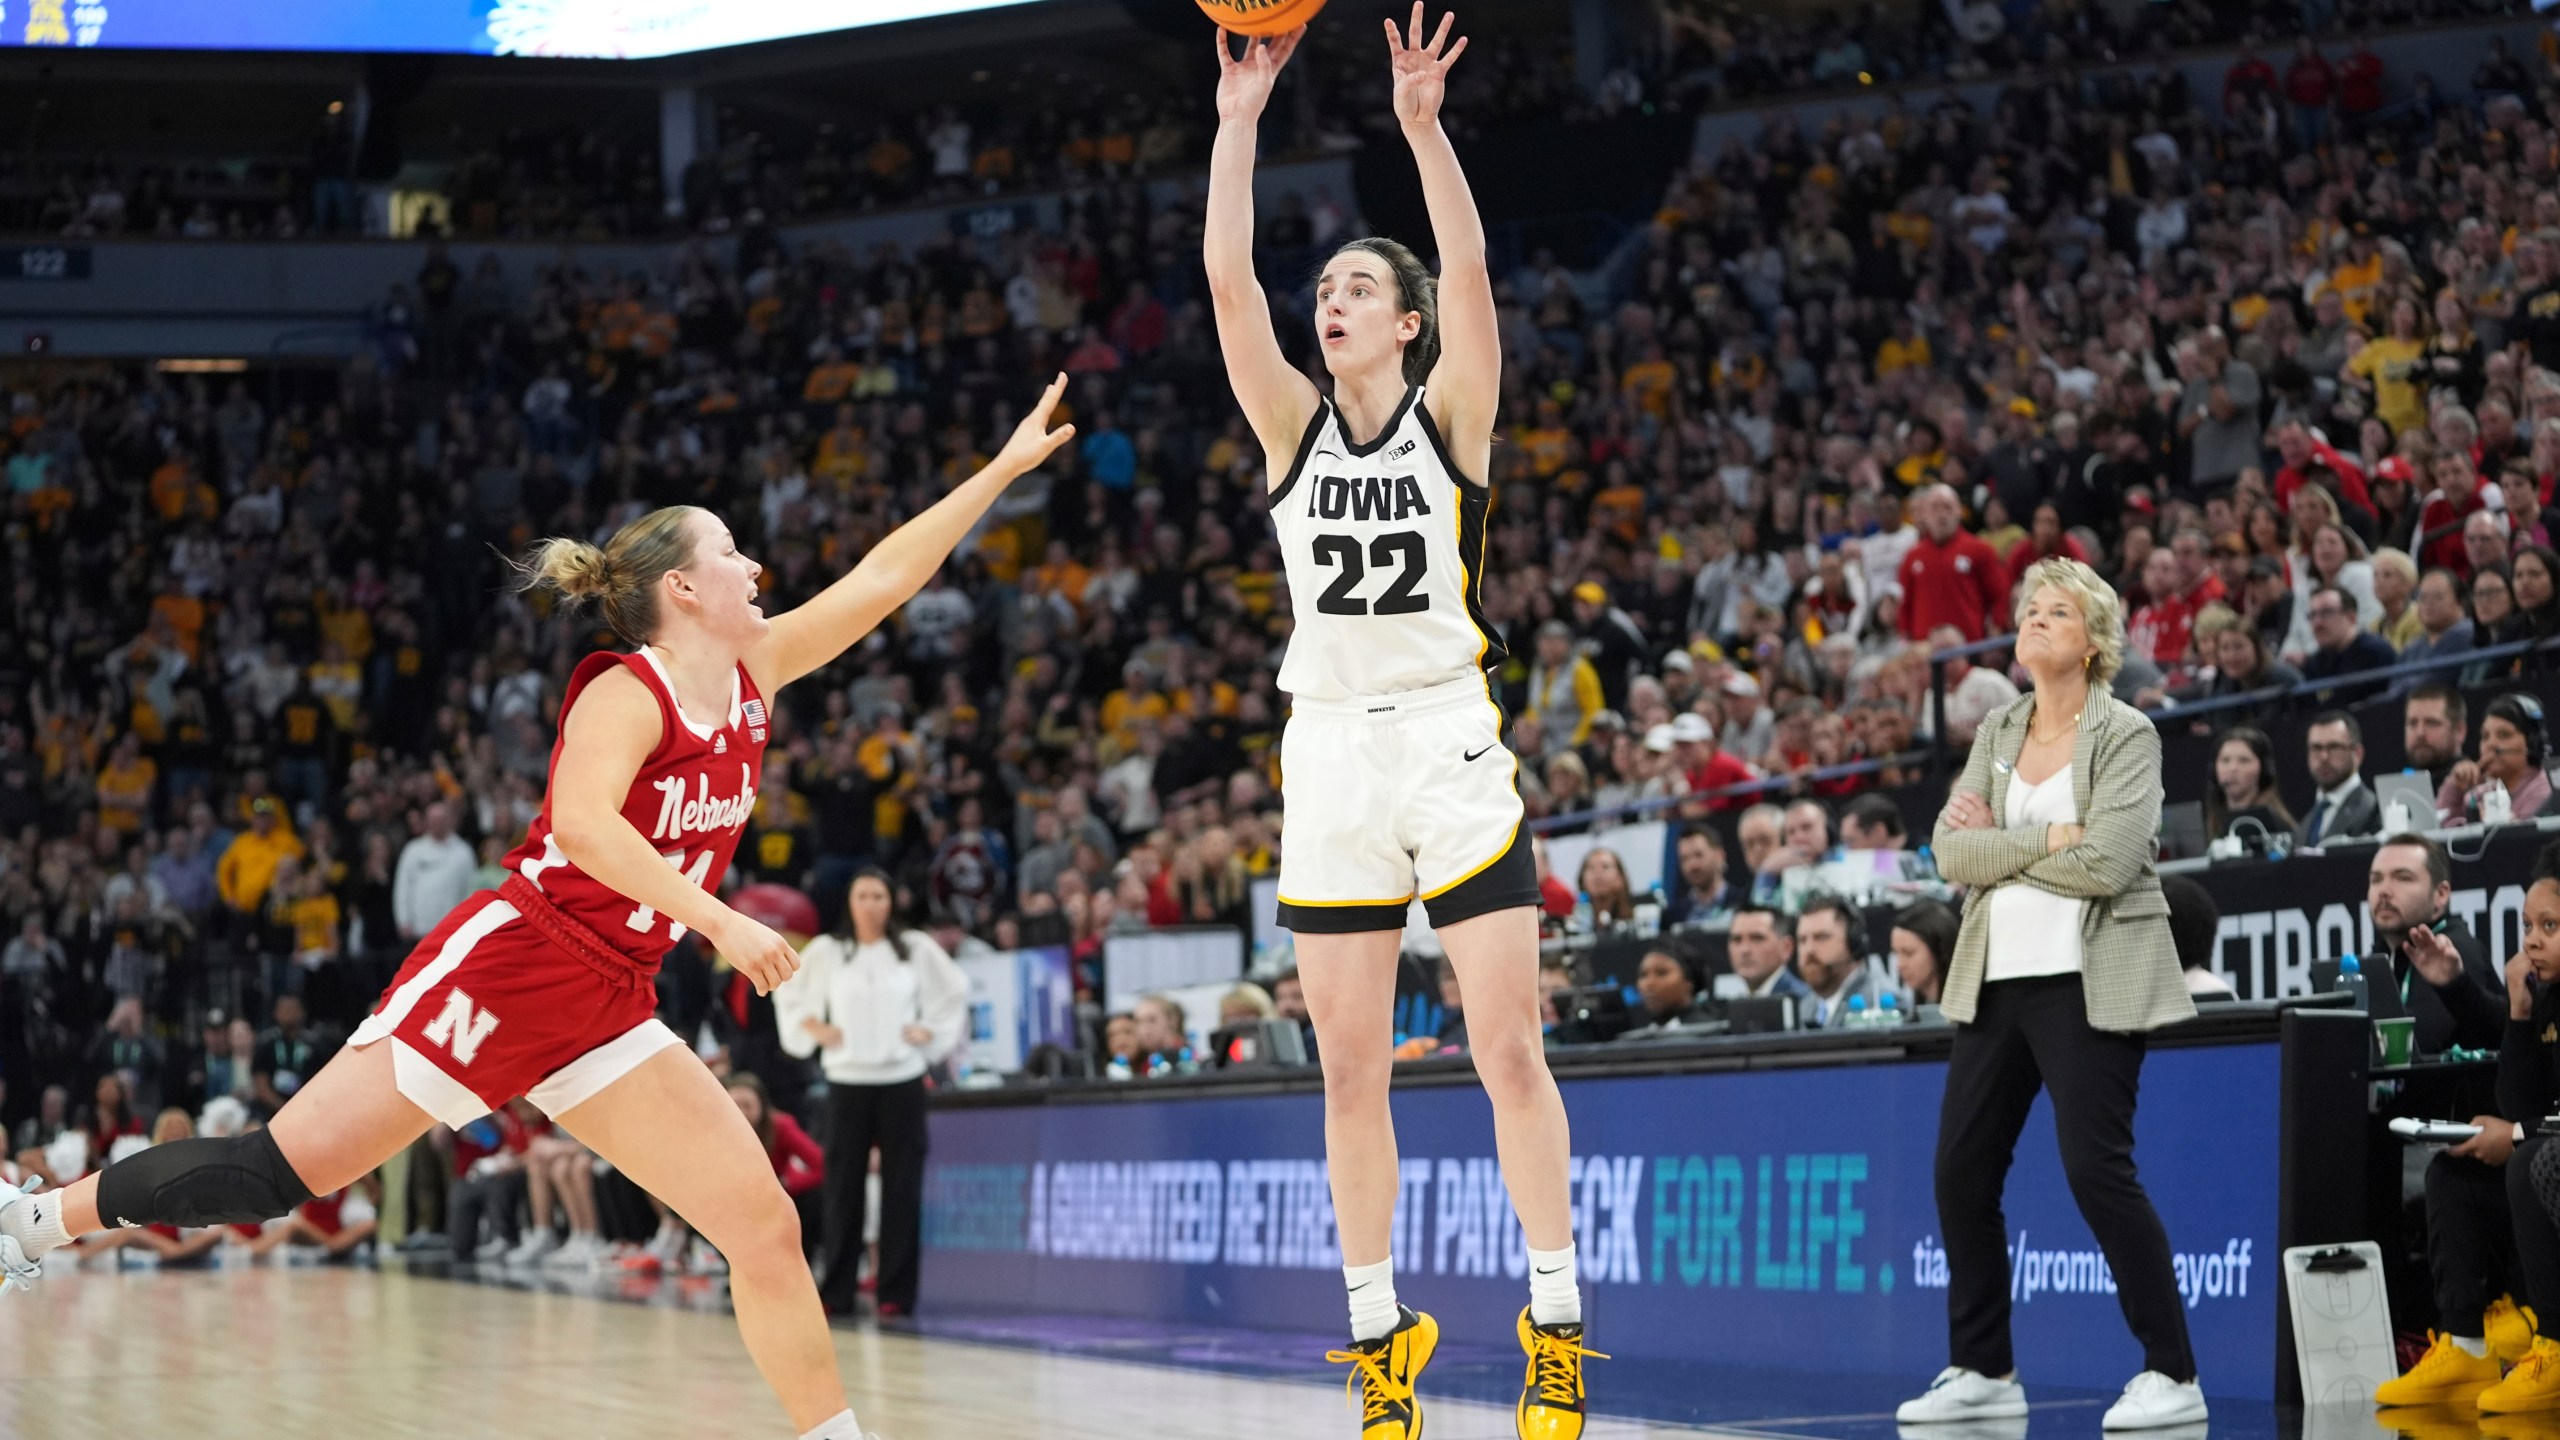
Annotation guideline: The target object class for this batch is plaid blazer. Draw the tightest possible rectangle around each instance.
[1931,689,2196,1034]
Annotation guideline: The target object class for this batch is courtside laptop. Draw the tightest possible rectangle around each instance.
[2372,772,2438,835]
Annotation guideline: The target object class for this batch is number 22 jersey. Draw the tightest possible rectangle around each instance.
[1268,384,1506,703]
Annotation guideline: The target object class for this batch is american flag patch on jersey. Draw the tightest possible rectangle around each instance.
[742,696,767,742]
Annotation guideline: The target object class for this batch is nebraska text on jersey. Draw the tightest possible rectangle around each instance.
[652,766,759,841]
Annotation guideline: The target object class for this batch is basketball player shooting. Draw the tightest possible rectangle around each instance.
[1207,8,1599,1438]
[0,376,1079,1440]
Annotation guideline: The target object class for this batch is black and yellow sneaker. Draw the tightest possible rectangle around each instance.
[1515,1307,1607,1440]
[1325,1305,1438,1438]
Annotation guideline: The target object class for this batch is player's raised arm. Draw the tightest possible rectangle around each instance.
[1387,3,1496,482]
[1207,24,1321,470]
[743,373,1073,693]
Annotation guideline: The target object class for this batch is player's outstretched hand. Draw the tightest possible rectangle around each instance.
[1214,24,1305,125]
[1385,2,1467,127]
[713,910,801,996]
[993,372,1078,478]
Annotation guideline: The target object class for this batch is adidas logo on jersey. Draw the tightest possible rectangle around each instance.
[714,734,727,753]
[1304,472,1433,523]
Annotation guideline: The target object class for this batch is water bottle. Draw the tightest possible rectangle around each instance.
[1878,992,1903,1025]
[1569,891,1595,939]
[2383,773,2417,836]
[1846,994,1871,1028]
[2484,779,2515,826]
[1636,887,1663,938]
[2335,954,2371,1015]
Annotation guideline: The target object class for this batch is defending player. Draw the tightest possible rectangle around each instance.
[1205,9,1598,1438]
[0,375,1078,1440]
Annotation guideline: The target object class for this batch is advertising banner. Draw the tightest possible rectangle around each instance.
[925,1041,2280,1398]
[2185,826,2547,999]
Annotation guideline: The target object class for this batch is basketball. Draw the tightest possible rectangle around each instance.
[1195,0,1328,38]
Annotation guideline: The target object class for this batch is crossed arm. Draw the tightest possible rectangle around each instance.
[1931,721,2162,900]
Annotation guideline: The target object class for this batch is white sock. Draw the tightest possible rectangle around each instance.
[1345,1257,1399,1342]
[2454,1335,2489,1357]
[3,1190,71,1262]
[799,1407,866,1440]
[1528,1243,1581,1327]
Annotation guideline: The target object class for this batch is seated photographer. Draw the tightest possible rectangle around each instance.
[2204,725,2300,846]
[1841,793,1910,851]
[2437,694,2554,825]
[1890,900,1958,1012]
[1576,846,1639,933]
[1663,826,1737,925]
[2378,838,2560,1411]
[1725,903,1812,1005]
[2161,876,2233,1000]
[1615,946,1717,1042]
[2370,833,2503,1054]
[1794,895,1882,1028]
[1218,983,1277,1031]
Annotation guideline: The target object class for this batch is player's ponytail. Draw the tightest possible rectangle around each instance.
[1330,237,1439,385]
[513,504,704,646]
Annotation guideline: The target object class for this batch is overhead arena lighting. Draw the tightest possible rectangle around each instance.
[0,0,1044,58]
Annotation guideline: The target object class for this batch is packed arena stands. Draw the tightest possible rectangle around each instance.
[5,9,2560,1179]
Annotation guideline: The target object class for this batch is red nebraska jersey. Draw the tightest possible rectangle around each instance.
[504,649,769,969]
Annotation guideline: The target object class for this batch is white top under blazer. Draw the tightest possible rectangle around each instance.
[1984,763,2088,981]
[1268,385,1506,702]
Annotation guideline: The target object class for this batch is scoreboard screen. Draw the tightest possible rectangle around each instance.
[0,0,1043,57]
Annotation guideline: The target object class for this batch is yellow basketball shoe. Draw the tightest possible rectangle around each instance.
[1325,1305,1437,1439]
[2481,1337,2560,1414]
[1516,1307,1608,1440]
[2373,1332,2501,1407]
[2493,1296,2543,1365]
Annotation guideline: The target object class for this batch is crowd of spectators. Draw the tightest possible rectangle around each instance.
[1,0,2528,244]
[4,16,2560,1170]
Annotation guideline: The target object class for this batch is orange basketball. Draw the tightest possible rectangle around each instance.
[1197,0,1328,38]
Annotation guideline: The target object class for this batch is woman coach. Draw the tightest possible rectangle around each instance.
[1897,558,2204,1433]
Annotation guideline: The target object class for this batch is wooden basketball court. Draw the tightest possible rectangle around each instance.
[0,1264,1724,1439]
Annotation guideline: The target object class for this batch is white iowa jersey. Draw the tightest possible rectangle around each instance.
[1269,385,1505,702]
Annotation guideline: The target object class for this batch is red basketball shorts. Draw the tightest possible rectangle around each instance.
[351,882,679,1129]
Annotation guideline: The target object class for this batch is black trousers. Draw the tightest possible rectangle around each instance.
[1936,975,2196,1381]
[819,1077,928,1312]
[2514,1137,2560,1336]
[2425,1149,2517,1334]
[448,1168,526,1253]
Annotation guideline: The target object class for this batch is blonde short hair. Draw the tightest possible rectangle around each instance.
[2013,557,2126,686]
[2372,547,2418,586]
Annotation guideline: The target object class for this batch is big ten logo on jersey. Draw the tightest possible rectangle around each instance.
[650,764,758,842]
[422,988,500,1067]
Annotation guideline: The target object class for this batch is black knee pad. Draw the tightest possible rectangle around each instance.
[95,1128,317,1230]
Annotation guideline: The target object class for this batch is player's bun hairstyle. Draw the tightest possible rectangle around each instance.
[515,505,705,645]
[1326,237,1439,385]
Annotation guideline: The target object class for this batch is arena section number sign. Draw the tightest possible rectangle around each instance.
[0,246,92,282]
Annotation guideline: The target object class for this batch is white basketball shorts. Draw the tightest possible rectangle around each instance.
[1275,672,1540,934]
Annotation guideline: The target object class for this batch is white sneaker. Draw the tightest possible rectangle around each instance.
[0,1176,43,1295]
[689,1238,728,1275]
[507,1229,562,1266]
[1897,1368,2029,1423]
[2100,1372,2207,1430]
[645,1224,688,1264]
[473,1233,512,1263]
[543,1233,602,1271]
